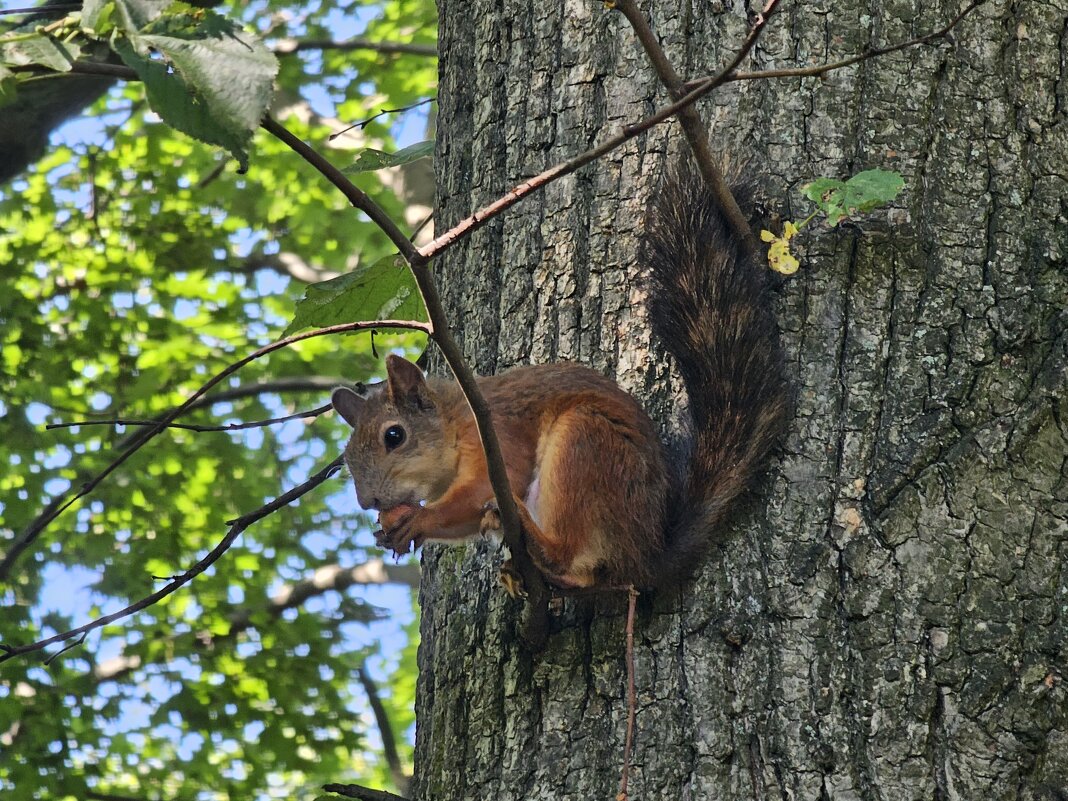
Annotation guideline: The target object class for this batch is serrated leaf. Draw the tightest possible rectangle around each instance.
[115,18,277,170]
[114,0,172,31]
[284,255,428,336]
[0,35,78,71]
[344,140,434,174]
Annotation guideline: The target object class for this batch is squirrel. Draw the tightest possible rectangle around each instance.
[331,166,788,591]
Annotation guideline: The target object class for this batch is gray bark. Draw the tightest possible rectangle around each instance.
[417,1,1068,799]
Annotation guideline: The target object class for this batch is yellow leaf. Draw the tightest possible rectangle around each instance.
[762,222,801,275]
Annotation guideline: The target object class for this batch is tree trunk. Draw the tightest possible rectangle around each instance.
[416,1,1068,799]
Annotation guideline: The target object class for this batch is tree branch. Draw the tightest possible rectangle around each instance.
[260,116,554,647]
[357,665,412,796]
[611,0,776,252]
[322,784,408,801]
[412,1,781,264]
[0,320,427,583]
[85,792,155,801]
[46,403,333,434]
[0,455,345,664]
[190,376,353,406]
[242,249,341,283]
[274,38,436,57]
[92,558,420,683]
[259,116,420,261]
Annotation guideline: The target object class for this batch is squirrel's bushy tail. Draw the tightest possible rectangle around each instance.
[644,165,789,588]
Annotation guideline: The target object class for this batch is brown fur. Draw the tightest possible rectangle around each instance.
[332,167,787,590]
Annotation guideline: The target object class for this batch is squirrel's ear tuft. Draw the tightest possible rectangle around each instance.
[385,354,433,410]
[331,387,366,428]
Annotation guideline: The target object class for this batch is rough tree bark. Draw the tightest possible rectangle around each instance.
[415,1,1067,799]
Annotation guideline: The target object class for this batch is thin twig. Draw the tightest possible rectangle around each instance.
[617,587,640,801]
[43,632,86,665]
[683,0,986,90]
[0,456,344,664]
[409,211,434,241]
[45,404,332,434]
[331,97,436,140]
[0,320,427,583]
[405,262,553,647]
[85,792,155,801]
[0,4,80,15]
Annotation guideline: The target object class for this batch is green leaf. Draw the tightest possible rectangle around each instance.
[0,34,79,71]
[842,168,905,210]
[84,0,169,32]
[344,140,434,174]
[81,0,114,32]
[113,0,172,30]
[114,19,277,170]
[801,169,904,227]
[285,255,428,336]
[114,14,277,170]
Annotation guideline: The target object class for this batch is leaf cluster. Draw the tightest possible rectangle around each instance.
[1,0,436,798]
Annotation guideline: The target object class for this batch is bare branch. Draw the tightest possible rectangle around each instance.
[322,784,409,801]
[65,62,138,80]
[0,4,80,16]
[190,376,351,406]
[330,98,436,140]
[274,38,436,58]
[260,116,553,647]
[243,250,341,283]
[357,664,412,796]
[84,792,156,801]
[0,456,344,664]
[0,320,427,582]
[616,587,640,801]
[260,116,419,261]
[267,559,421,607]
[612,0,782,252]
[92,558,420,683]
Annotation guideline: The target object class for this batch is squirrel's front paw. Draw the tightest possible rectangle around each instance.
[378,504,427,555]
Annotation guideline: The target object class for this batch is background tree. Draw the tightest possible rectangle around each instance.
[416,1,1067,799]
[1,1,435,798]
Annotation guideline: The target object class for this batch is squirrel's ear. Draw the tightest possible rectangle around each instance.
[385,354,433,410]
[331,387,366,428]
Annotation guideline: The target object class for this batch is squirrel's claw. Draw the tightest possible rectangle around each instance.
[498,558,527,599]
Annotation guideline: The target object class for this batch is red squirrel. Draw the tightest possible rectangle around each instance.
[331,168,788,590]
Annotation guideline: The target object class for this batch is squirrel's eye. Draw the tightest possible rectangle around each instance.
[383,425,406,451]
